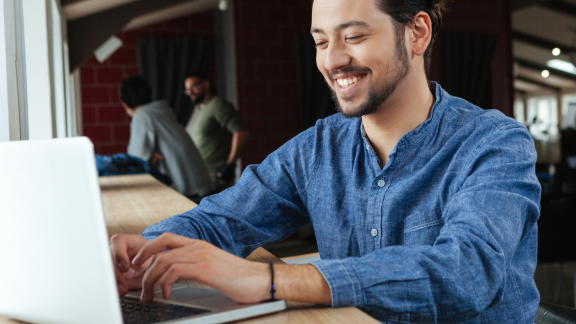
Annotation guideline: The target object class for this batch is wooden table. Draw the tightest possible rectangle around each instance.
[1,174,377,324]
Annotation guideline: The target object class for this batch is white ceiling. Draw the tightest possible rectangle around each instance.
[513,41,571,66]
[513,2,576,94]
[514,7,576,48]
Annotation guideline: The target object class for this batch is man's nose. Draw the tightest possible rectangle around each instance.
[323,41,351,73]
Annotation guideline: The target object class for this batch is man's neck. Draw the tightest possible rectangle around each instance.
[200,92,214,106]
[361,72,435,167]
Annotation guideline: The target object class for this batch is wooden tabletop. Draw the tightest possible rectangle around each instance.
[1,174,377,324]
[99,174,199,238]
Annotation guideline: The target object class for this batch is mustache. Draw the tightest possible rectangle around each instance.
[329,66,372,81]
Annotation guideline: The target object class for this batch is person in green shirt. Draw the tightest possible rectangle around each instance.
[184,73,249,191]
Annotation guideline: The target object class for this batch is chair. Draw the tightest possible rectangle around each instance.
[535,302,576,324]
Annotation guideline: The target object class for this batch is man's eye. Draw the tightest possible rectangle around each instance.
[346,36,363,42]
[315,41,327,48]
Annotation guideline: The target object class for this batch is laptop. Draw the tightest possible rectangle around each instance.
[0,137,286,324]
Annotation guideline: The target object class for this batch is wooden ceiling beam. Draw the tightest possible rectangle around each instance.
[516,58,576,82]
[67,0,193,71]
[61,0,85,6]
[516,76,562,92]
[512,0,553,11]
[513,30,576,54]
[540,0,576,17]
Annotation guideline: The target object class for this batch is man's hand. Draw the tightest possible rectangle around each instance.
[217,163,236,182]
[149,153,165,166]
[131,233,270,304]
[110,234,150,296]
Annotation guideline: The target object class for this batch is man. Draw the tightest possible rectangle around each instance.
[121,76,213,200]
[112,1,541,322]
[184,73,249,189]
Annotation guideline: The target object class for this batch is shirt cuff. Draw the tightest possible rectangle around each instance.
[140,231,159,241]
[311,259,364,308]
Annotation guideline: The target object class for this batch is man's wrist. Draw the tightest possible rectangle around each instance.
[271,264,332,303]
[248,261,272,302]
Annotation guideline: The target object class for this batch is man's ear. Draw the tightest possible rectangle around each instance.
[409,11,432,57]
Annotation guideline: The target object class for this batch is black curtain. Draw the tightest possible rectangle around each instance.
[295,34,336,131]
[442,32,498,109]
[138,37,214,126]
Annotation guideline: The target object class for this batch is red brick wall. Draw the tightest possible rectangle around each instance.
[81,1,513,162]
[80,11,216,155]
[234,0,313,166]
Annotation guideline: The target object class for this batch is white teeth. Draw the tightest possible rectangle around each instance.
[337,75,364,88]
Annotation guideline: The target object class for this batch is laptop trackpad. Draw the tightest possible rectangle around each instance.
[126,283,221,302]
[164,285,221,302]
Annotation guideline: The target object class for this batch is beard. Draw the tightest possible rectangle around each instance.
[192,92,205,105]
[331,23,411,118]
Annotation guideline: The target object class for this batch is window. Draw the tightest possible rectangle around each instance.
[0,0,80,142]
[526,96,559,142]
[521,96,561,163]
[513,97,525,126]
[0,0,26,142]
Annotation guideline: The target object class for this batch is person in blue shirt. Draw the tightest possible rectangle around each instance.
[110,0,541,322]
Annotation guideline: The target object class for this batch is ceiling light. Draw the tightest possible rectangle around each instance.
[218,0,228,11]
[547,59,576,74]
[94,36,123,63]
[553,48,561,56]
[542,70,550,78]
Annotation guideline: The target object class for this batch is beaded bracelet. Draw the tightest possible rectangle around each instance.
[269,262,276,301]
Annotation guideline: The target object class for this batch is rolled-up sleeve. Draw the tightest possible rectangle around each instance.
[312,124,540,322]
[214,102,245,134]
[127,111,156,161]
[142,129,317,257]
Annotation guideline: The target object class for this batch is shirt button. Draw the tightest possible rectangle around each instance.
[371,229,378,237]
[377,179,386,187]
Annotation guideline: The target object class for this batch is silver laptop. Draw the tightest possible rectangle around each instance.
[0,137,286,324]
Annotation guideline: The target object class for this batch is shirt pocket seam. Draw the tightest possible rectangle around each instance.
[404,219,444,234]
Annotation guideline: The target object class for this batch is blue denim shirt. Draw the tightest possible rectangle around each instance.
[142,83,541,323]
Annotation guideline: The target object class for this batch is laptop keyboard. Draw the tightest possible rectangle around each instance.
[121,296,211,324]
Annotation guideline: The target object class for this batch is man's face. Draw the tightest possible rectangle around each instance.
[185,77,206,105]
[311,0,411,118]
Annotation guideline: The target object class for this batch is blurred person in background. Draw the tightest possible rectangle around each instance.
[121,76,213,202]
[184,73,249,191]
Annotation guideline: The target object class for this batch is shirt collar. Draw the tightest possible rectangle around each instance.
[197,96,217,110]
[361,82,447,157]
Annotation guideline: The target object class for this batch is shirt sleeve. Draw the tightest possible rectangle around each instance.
[141,129,316,257]
[214,102,246,134]
[311,124,540,322]
[127,111,155,161]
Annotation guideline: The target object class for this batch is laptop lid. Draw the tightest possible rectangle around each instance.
[0,137,123,324]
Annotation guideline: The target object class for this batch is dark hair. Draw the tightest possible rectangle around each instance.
[186,72,217,94]
[378,0,451,73]
[120,76,152,109]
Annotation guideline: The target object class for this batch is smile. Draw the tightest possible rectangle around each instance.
[335,74,366,89]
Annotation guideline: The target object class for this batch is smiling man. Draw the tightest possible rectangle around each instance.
[110,0,541,322]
